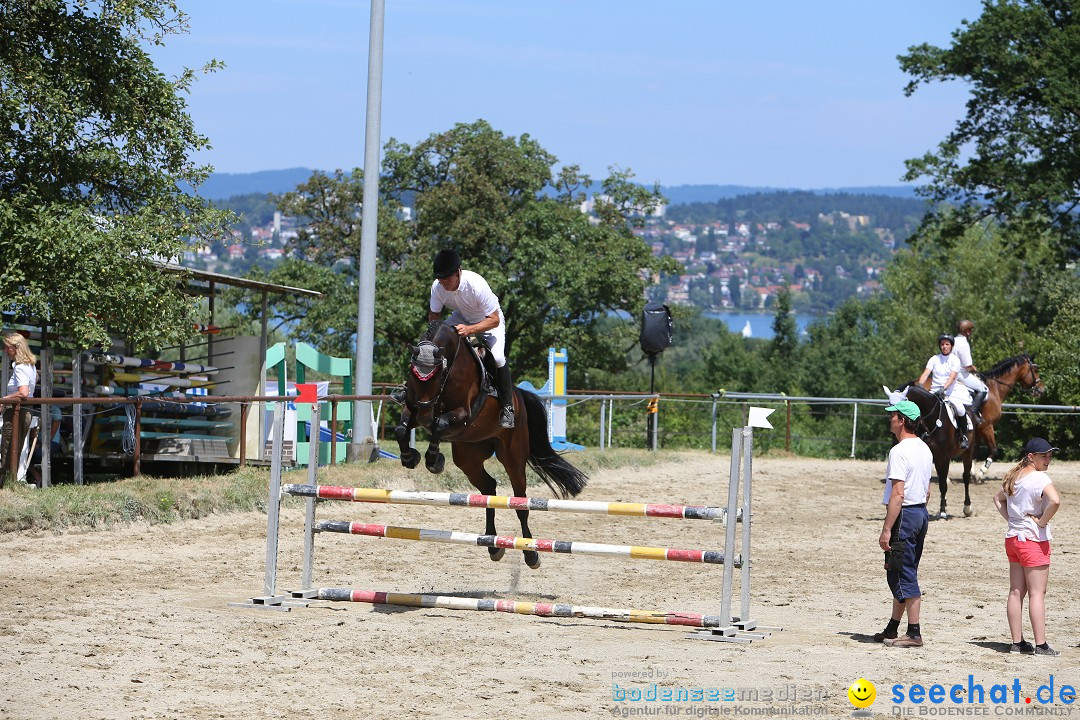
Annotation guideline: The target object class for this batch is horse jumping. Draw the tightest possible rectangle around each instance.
[901,354,1043,519]
[394,321,588,569]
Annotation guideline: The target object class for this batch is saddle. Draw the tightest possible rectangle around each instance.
[465,337,498,400]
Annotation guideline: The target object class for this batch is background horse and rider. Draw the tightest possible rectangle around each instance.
[899,354,1043,519]
[394,321,588,569]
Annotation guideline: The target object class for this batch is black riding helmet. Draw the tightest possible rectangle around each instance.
[433,248,461,279]
[938,333,954,346]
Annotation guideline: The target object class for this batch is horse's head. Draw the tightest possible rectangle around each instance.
[895,382,940,426]
[405,323,461,409]
[1019,355,1045,397]
[407,341,447,407]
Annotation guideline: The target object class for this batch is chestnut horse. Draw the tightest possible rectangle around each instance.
[902,354,1043,519]
[394,322,588,568]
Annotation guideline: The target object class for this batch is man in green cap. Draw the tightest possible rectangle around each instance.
[874,398,932,648]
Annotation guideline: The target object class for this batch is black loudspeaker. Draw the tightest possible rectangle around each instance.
[640,302,673,355]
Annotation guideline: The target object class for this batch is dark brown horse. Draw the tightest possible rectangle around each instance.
[902,354,1043,519]
[394,322,588,568]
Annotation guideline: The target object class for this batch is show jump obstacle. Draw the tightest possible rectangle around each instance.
[235,398,780,643]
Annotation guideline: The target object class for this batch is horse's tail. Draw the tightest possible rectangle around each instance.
[520,389,588,498]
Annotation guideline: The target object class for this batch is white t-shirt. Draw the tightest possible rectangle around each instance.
[882,437,933,507]
[429,269,501,325]
[925,353,962,391]
[953,335,974,369]
[1004,470,1054,542]
[6,362,37,399]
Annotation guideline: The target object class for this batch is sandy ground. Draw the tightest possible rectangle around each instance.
[2,451,1078,720]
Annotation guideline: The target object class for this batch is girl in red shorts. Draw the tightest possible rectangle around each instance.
[993,438,1062,656]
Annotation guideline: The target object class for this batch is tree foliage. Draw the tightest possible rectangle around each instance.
[0,0,230,349]
[900,0,1080,257]
[248,120,678,383]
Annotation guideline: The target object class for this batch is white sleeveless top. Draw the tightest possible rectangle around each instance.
[1004,470,1054,542]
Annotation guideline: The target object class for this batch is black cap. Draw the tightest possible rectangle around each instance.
[433,249,461,279]
[1023,437,1059,455]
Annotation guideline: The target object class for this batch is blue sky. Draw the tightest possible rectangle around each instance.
[152,0,986,188]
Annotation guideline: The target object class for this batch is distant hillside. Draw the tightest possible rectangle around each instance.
[186,168,316,200]
[659,184,919,204]
[189,169,921,204]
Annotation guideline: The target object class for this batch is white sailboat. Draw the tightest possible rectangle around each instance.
[741,320,752,338]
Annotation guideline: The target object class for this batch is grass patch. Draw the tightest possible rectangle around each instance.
[0,448,707,534]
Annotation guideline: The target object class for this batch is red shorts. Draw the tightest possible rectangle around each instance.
[1005,536,1051,567]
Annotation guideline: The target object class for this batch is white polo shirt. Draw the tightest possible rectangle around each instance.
[430,270,501,325]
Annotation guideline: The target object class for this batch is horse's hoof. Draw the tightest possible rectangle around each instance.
[400,448,421,469]
[938,510,951,520]
[524,551,541,570]
[425,452,445,474]
[489,547,505,562]
[963,505,974,518]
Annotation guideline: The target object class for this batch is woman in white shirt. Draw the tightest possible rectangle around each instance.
[993,438,1062,656]
[2,332,38,486]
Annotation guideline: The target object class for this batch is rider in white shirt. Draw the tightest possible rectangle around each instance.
[954,319,989,423]
[917,333,973,450]
[428,249,515,428]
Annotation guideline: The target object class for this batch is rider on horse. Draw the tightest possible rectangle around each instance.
[917,333,974,450]
[428,248,516,429]
[954,319,989,424]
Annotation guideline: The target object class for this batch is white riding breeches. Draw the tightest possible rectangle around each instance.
[959,370,987,394]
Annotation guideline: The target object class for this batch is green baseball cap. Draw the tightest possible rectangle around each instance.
[885,400,921,421]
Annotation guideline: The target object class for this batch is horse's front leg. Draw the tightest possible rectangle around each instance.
[394,407,421,469]
[962,457,974,517]
[976,426,998,482]
[936,460,949,520]
[432,407,469,434]
[424,430,445,474]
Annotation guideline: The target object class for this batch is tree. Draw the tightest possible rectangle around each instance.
[0,0,230,349]
[899,0,1080,258]
[252,120,678,382]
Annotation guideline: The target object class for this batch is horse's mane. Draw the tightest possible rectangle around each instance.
[982,354,1030,379]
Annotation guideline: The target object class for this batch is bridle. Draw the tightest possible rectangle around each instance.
[409,336,461,409]
[986,358,1042,396]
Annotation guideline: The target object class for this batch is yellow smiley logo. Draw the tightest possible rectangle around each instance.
[848,678,876,709]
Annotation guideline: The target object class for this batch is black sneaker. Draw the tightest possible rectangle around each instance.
[499,406,515,428]
[873,629,899,643]
[1034,644,1060,657]
[1010,641,1035,654]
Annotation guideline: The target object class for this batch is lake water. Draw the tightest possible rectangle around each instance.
[703,311,817,340]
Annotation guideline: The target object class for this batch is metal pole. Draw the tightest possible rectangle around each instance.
[348,0,385,465]
[598,398,605,451]
[785,400,791,452]
[607,398,613,448]
[738,427,754,629]
[719,428,741,634]
[40,344,52,488]
[72,351,84,485]
[302,401,319,591]
[710,395,718,454]
[850,402,859,459]
[263,402,286,597]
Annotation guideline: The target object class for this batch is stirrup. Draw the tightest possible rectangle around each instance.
[499,406,515,428]
[960,434,970,450]
[389,385,406,405]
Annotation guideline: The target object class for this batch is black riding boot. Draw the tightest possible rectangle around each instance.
[960,414,972,450]
[496,365,515,428]
[971,389,988,424]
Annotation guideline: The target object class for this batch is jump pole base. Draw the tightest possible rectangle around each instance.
[685,628,754,644]
[230,593,313,611]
